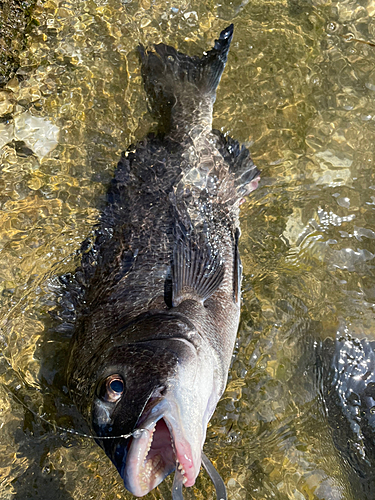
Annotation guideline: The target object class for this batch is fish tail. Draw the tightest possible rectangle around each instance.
[139,24,234,136]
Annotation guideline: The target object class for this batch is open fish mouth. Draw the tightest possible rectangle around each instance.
[122,406,228,500]
[122,403,196,497]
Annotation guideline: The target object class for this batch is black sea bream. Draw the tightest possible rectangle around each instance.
[62,25,259,498]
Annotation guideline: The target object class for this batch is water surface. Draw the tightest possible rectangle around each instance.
[1,0,375,499]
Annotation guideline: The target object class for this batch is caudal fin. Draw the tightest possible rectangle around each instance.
[139,25,234,137]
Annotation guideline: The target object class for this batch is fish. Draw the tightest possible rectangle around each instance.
[61,24,260,498]
[317,330,375,497]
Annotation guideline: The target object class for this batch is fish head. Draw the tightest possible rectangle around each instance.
[87,313,222,497]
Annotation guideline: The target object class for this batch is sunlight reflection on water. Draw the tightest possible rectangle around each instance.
[1,0,375,499]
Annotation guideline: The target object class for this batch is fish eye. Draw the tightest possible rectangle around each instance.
[102,374,124,403]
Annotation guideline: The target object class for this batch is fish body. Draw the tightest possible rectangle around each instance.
[64,25,259,497]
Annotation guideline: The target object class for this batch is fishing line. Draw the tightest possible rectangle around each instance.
[3,384,146,441]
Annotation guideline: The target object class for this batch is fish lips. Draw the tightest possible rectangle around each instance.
[118,415,176,496]
[119,398,196,497]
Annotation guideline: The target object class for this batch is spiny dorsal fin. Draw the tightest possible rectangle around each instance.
[171,229,224,307]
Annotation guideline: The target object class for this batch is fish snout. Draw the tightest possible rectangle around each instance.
[122,400,200,496]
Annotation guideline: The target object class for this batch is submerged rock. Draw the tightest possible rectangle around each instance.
[317,326,375,498]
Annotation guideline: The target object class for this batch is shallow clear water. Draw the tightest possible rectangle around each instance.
[1,0,375,499]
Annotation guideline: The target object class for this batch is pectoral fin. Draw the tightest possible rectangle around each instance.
[171,229,224,307]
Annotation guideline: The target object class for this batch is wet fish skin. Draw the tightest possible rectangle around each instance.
[64,24,259,497]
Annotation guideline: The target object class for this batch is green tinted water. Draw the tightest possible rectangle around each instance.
[1,0,375,498]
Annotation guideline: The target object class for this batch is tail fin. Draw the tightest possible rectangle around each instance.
[139,25,234,137]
